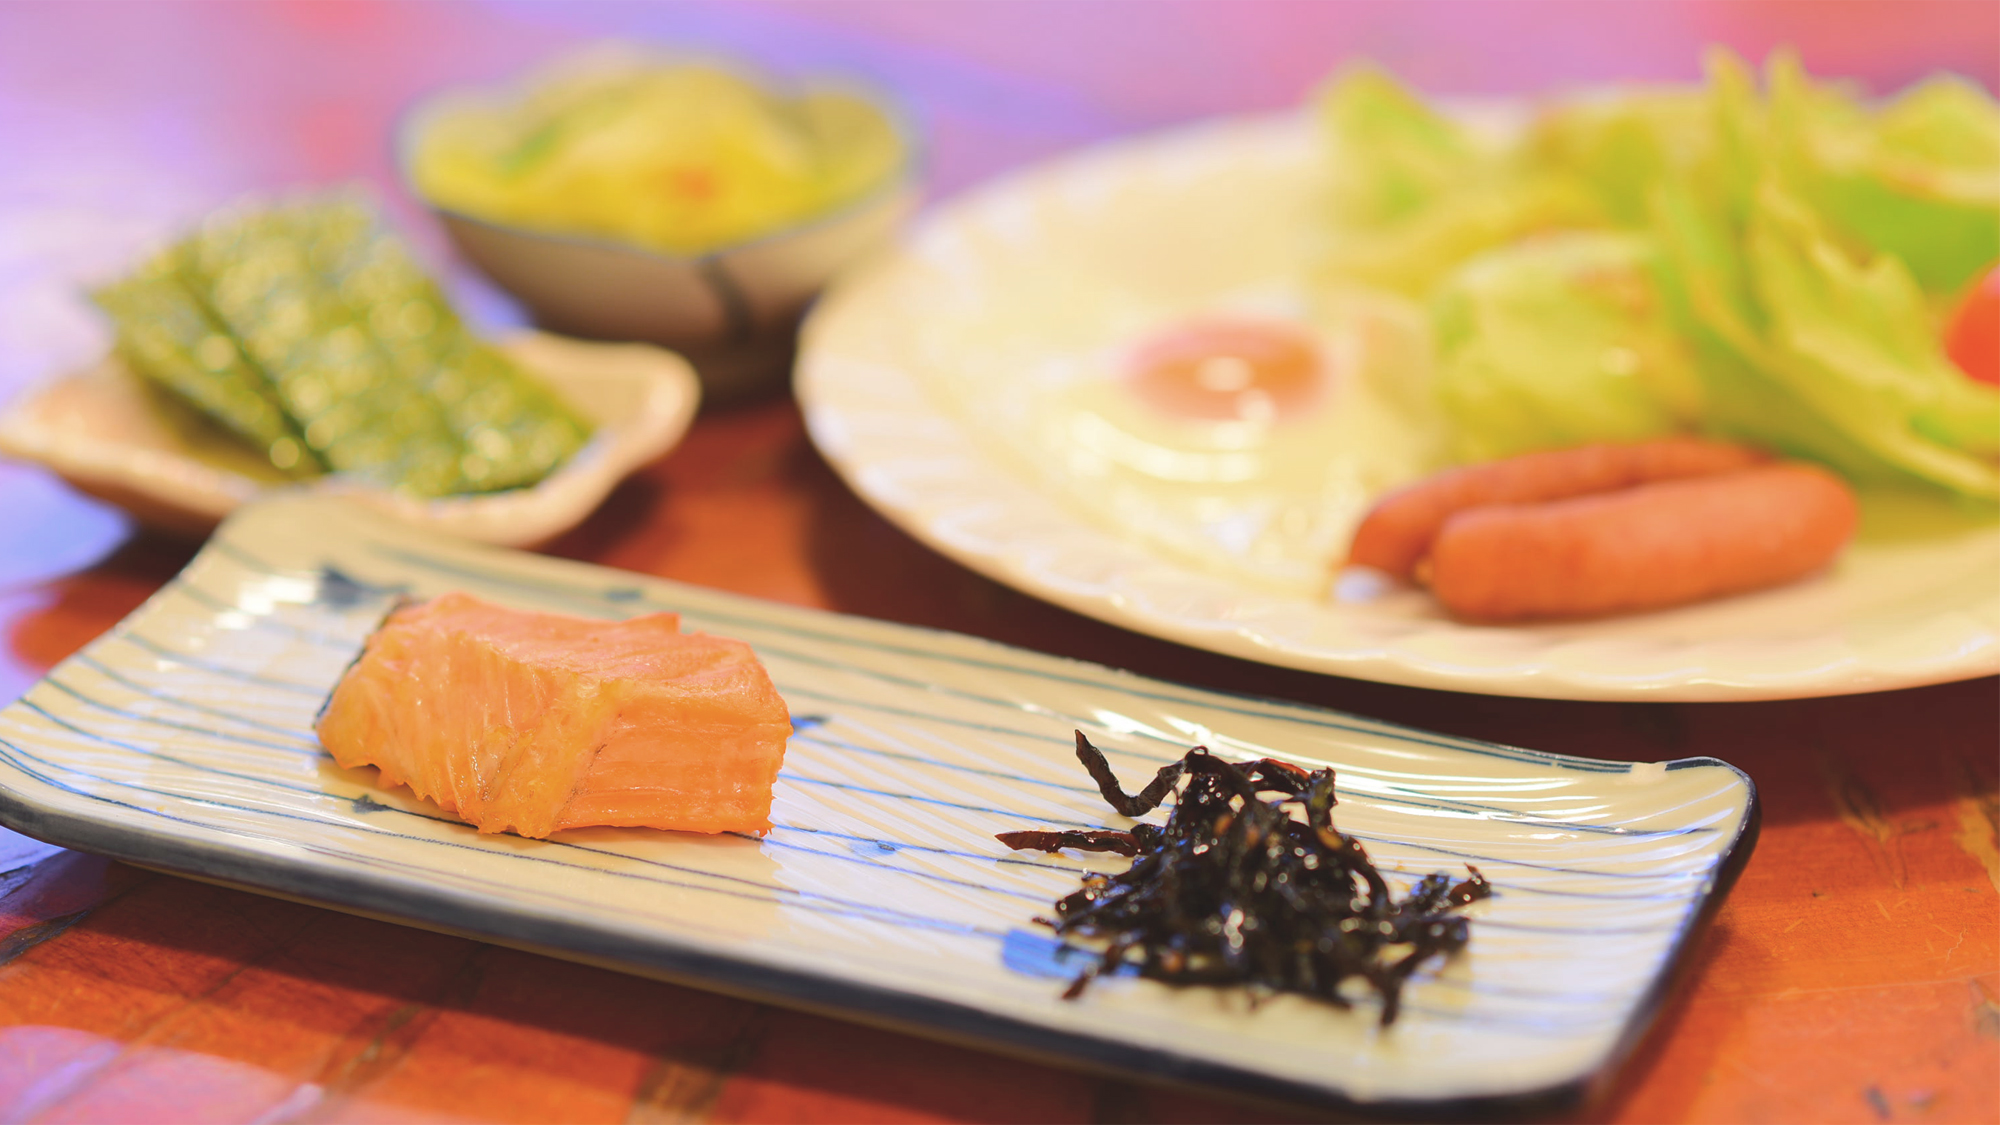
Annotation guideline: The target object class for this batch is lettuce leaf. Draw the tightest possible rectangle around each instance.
[1645,178,1891,482]
[1318,64,1487,225]
[1767,51,2000,297]
[1320,51,2000,501]
[1529,85,1712,227]
[1742,182,2000,495]
[1317,66,1603,297]
[1431,232,1704,461]
[1321,176,1601,298]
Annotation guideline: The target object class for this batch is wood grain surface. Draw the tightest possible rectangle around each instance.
[1,3,1996,1122]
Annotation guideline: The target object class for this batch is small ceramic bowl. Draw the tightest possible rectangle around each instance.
[395,67,921,405]
[0,332,700,547]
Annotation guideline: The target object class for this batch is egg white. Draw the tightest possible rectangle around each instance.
[980,294,1444,597]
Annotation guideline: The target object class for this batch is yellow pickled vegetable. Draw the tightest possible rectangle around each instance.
[410,50,905,257]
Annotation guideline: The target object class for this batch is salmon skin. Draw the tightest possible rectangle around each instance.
[316,592,791,839]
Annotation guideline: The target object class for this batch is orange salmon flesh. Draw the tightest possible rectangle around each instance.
[316,592,791,839]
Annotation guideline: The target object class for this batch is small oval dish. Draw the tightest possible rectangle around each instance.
[397,50,921,403]
[0,331,699,547]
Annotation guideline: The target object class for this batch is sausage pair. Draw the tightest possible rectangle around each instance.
[1346,439,1859,621]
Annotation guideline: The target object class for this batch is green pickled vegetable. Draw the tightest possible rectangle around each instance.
[93,191,593,497]
[92,251,317,474]
[184,196,466,495]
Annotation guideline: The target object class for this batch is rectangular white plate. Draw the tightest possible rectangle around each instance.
[0,494,1756,1115]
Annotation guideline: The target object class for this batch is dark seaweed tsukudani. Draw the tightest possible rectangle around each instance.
[999,732,1492,1025]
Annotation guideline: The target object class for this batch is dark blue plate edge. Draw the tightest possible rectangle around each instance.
[1571,757,1761,1115]
[0,755,1758,1123]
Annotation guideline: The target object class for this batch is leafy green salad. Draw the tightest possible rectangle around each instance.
[1316,50,2000,500]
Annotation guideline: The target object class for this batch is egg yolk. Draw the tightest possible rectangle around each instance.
[1125,320,1327,424]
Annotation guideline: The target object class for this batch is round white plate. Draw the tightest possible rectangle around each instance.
[796,113,2000,702]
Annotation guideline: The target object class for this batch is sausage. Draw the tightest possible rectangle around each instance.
[1347,438,1770,579]
[1424,463,1858,622]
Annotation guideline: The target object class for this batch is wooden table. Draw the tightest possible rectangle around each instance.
[1,3,1995,1122]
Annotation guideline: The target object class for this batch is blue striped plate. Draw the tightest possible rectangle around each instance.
[0,494,1756,1115]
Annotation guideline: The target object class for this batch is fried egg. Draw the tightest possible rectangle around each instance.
[995,297,1443,596]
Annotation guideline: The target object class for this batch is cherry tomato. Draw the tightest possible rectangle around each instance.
[1125,320,1327,423]
[1945,266,1999,387]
